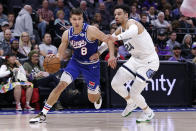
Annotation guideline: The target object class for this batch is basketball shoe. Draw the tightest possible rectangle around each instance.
[136,110,155,123]
[94,96,102,109]
[121,103,137,117]
[29,112,46,123]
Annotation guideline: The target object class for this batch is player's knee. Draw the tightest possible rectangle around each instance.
[88,93,100,103]
[130,79,146,99]
[54,81,68,94]
[60,72,73,85]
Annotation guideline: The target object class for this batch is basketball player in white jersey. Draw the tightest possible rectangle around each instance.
[90,5,159,123]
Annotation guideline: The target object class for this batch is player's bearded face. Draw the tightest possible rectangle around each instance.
[114,9,128,25]
[70,15,83,28]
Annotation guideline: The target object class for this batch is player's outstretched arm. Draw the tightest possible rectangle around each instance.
[89,27,121,61]
[56,30,69,60]
[88,26,117,69]
[110,23,139,42]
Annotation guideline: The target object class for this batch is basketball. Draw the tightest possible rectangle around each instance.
[43,56,61,73]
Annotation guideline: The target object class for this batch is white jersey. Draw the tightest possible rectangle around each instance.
[121,20,157,60]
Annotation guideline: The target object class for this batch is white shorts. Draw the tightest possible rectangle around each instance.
[123,53,159,82]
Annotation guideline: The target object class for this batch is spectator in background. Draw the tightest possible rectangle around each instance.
[39,33,57,58]
[140,14,151,30]
[168,44,185,61]
[181,34,192,58]
[0,21,13,42]
[0,29,12,56]
[147,6,157,23]
[166,31,181,53]
[54,0,70,21]
[179,15,195,33]
[10,38,26,59]
[151,12,172,32]
[186,43,196,59]
[54,10,70,41]
[130,5,140,21]
[37,0,54,38]
[18,32,32,57]
[67,0,80,9]
[172,0,182,20]
[96,2,111,33]
[116,0,124,5]
[110,27,116,35]
[164,9,173,24]
[93,12,108,33]
[155,30,171,60]
[31,44,44,67]
[7,12,15,30]
[80,1,91,24]
[105,0,115,15]
[0,3,7,24]
[110,20,117,30]
[14,5,34,39]
[0,53,34,110]
[157,0,171,11]
[142,0,157,10]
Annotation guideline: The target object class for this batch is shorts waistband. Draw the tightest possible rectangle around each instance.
[74,58,99,65]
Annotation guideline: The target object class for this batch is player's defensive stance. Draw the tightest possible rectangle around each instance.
[29,8,116,123]
[93,5,159,123]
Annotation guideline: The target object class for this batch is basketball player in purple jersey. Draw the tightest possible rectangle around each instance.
[29,8,116,123]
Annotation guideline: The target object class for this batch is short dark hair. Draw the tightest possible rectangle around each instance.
[70,8,83,17]
[114,5,130,16]
[141,13,147,18]
[170,31,176,35]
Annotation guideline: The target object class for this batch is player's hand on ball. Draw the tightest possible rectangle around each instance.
[43,55,61,73]
[89,52,100,61]
[108,56,117,69]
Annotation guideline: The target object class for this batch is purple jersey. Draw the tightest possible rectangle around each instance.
[68,23,99,64]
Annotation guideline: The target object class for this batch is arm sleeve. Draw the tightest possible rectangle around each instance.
[0,65,10,78]
[98,33,116,55]
[117,24,138,41]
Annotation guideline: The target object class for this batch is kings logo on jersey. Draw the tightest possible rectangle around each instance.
[70,40,87,49]
[89,81,95,88]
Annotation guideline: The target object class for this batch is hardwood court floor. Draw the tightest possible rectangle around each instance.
[0,108,196,131]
